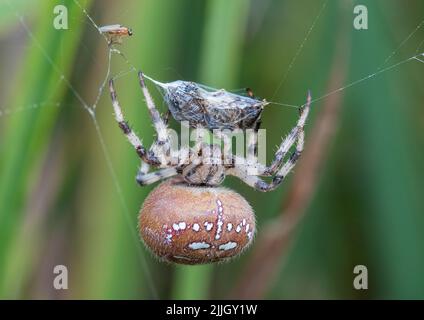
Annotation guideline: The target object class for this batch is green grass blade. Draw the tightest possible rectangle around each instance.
[0,0,91,296]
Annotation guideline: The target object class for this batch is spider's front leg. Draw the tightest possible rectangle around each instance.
[247,119,261,158]
[213,130,233,165]
[109,78,161,166]
[139,71,178,167]
[262,92,311,176]
[138,71,169,146]
[228,92,311,192]
[227,150,300,192]
[136,167,178,186]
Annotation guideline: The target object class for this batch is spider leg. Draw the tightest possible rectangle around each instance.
[226,167,269,190]
[138,71,169,146]
[247,120,261,158]
[136,145,192,186]
[109,78,161,166]
[191,127,209,157]
[228,92,311,191]
[242,119,262,174]
[134,160,151,185]
[136,167,178,186]
[178,146,191,166]
[213,130,232,165]
[227,149,299,192]
[163,109,171,125]
[139,161,150,175]
[259,126,299,176]
[249,92,311,176]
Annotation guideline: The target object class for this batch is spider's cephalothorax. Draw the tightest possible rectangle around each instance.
[108,71,311,264]
[180,143,226,186]
[144,76,268,130]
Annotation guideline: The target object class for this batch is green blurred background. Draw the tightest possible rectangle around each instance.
[0,0,424,299]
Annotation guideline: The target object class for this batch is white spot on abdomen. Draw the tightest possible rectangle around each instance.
[204,222,214,231]
[215,199,224,240]
[236,224,242,233]
[227,223,233,231]
[219,242,237,251]
[192,223,200,232]
[215,220,223,240]
[178,222,186,230]
[188,242,211,250]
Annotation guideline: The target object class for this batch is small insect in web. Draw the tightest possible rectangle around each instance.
[99,24,133,45]
[108,71,311,264]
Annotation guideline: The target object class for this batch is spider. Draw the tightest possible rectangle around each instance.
[108,71,311,192]
[108,71,311,264]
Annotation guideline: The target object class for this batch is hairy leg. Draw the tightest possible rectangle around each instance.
[136,167,178,186]
[138,71,169,146]
[109,78,161,166]
[228,92,311,191]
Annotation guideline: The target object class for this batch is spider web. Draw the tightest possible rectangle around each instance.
[267,1,424,109]
[1,0,424,299]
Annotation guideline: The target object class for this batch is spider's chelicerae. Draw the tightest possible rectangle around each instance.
[108,71,311,264]
[109,71,311,192]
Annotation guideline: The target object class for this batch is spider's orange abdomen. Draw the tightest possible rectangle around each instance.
[139,179,255,264]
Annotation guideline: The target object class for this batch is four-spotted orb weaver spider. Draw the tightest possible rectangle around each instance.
[108,71,311,264]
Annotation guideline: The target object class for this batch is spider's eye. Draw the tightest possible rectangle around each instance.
[139,180,255,264]
[127,28,133,36]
